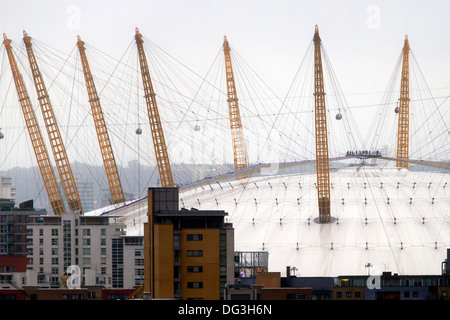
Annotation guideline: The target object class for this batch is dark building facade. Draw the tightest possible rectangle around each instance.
[0,199,46,256]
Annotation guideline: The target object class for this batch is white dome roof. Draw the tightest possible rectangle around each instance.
[88,164,450,277]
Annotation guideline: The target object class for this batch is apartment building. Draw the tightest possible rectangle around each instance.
[0,200,46,256]
[26,212,144,289]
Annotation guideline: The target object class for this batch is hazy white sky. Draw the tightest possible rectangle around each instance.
[0,0,448,167]
[1,0,448,96]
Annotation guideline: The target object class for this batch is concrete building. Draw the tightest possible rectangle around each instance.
[226,270,313,300]
[143,187,235,300]
[26,212,143,289]
[0,176,16,202]
[226,250,450,301]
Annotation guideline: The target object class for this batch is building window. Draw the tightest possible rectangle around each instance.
[101,238,106,246]
[101,247,107,255]
[174,234,180,248]
[355,291,361,298]
[52,258,59,265]
[187,282,203,289]
[51,229,58,236]
[101,267,106,275]
[413,291,419,298]
[101,257,106,265]
[135,269,144,277]
[83,229,91,236]
[62,294,83,300]
[52,248,58,255]
[101,229,106,236]
[83,258,91,265]
[112,238,124,288]
[39,229,43,236]
[52,267,59,275]
[187,250,203,257]
[187,234,203,241]
[83,238,91,246]
[83,248,91,255]
[135,249,143,257]
[135,258,144,266]
[39,238,43,246]
[336,291,343,298]
[39,258,44,265]
[187,266,203,273]
[404,291,410,298]
[286,293,308,300]
[52,238,58,246]
[346,291,352,298]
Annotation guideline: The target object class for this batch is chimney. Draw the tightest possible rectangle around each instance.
[286,266,291,287]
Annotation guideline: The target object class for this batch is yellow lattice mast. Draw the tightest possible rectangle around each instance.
[23,31,83,214]
[313,25,331,223]
[222,36,248,176]
[134,28,174,188]
[76,35,125,204]
[396,35,410,169]
[3,34,66,215]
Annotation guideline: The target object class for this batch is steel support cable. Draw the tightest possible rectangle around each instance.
[27,42,105,212]
[434,204,450,247]
[254,41,316,165]
[367,52,403,150]
[229,50,283,142]
[408,102,449,159]
[229,50,307,162]
[270,42,316,160]
[411,50,449,134]
[411,107,448,158]
[320,44,364,151]
[41,46,111,192]
[230,49,285,126]
[44,42,156,200]
[229,49,310,169]
[102,40,137,194]
[365,166,401,272]
[144,40,222,184]
[0,48,42,186]
[229,51,274,162]
[139,46,226,189]
[409,59,440,160]
[146,40,203,108]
